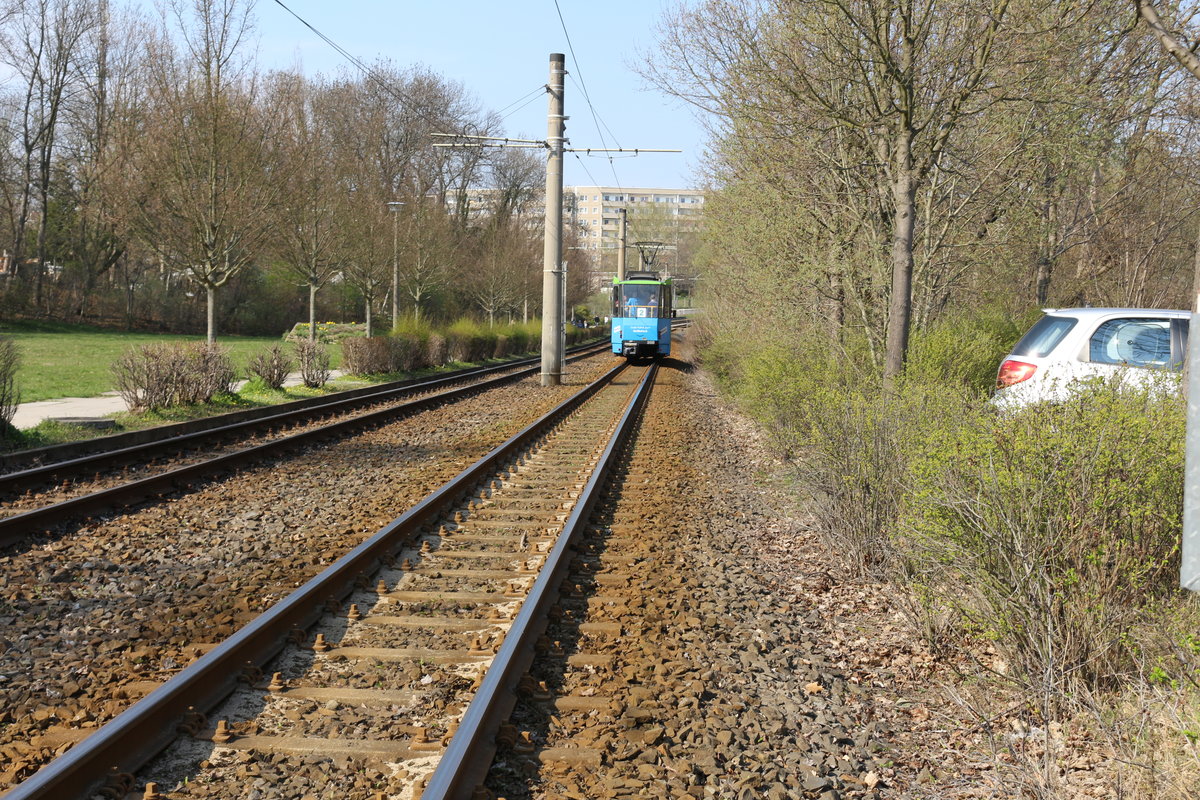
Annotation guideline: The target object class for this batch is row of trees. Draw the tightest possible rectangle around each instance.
[647,0,1200,373]
[0,0,585,339]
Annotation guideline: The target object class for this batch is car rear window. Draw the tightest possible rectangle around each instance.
[1011,315,1078,358]
[1088,318,1173,367]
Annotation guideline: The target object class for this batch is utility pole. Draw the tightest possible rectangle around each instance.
[540,53,566,386]
[616,207,627,283]
[430,54,678,389]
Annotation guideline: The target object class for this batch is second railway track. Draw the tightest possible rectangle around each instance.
[0,342,610,543]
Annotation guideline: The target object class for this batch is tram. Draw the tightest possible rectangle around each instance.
[611,270,673,359]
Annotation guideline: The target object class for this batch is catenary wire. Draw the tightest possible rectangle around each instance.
[496,85,549,120]
[552,0,631,194]
[271,0,459,135]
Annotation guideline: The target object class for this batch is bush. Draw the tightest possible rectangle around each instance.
[426,333,447,367]
[702,309,1191,704]
[342,337,394,375]
[0,337,19,435]
[446,319,491,363]
[392,316,432,372]
[186,343,236,401]
[112,342,235,410]
[285,322,365,343]
[497,320,541,354]
[904,310,1025,392]
[727,338,906,575]
[505,327,529,354]
[390,335,421,372]
[248,344,294,390]
[902,379,1185,699]
[295,339,330,388]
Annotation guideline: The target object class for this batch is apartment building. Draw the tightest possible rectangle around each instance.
[565,186,705,251]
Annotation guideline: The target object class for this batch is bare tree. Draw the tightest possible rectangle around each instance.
[50,0,145,319]
[341,197,390,337]
[129,0,277,342]
[0,0,95,306]
[269,71,346,340]
[646,0,1013,376]
[1135,0,1200,306]
[463,219,534,325]
[398,198,457,321]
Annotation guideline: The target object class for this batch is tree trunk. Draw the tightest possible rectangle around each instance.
[364,298,373,338]
[884,130,916,380]
[207,285,216,343]
[1035,194,1058,306]
[308,283,317,342]
[829,269,844,345]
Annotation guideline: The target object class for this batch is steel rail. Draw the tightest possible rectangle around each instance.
[3,359,630,800]
[0,340,611,489]
[422,362,658,800]
[0,344,611,547]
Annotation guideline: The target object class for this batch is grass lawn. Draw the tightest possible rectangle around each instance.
[0,320,340,402]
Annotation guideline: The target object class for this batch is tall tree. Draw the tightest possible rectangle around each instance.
[270,71,346,340]
[0,0,95,305]
[646,0,1014,375]
[341,196,390,337]
[130,0,276,342]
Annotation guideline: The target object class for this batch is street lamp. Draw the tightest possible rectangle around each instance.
[387,200,405,327]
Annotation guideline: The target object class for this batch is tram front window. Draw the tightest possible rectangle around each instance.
[620,285,660,318]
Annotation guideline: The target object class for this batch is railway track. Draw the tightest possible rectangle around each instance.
[5,358,657,799]
[0,342,610,545]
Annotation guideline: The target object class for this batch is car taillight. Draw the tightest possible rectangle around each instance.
[996,359,1037,388]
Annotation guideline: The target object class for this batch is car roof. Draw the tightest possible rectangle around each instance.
[1042,307,1190,319]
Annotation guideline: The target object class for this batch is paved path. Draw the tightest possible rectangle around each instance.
[11,371,346,430]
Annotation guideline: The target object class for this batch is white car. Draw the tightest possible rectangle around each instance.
[993,307,1190,408]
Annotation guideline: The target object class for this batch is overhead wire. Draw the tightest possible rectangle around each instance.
[551,0,667,260]
[271,0,457,134]
[552,0,630,195]
[495,85,549,120]
[498,88,547,123]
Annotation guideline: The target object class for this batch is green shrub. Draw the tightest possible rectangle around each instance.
[392,315,432,341]
[902,379,1185,698]
[445,319,493,363]
[502,323,532,354]
[903,310,1024,392]
[286,322,365,343]
[701,307,1190,705]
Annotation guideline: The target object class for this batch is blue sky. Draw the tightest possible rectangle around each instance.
[252,0,707,189]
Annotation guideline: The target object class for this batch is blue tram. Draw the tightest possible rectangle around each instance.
[611,271,673,358]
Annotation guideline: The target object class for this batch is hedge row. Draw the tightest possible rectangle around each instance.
[341,319,608,376]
